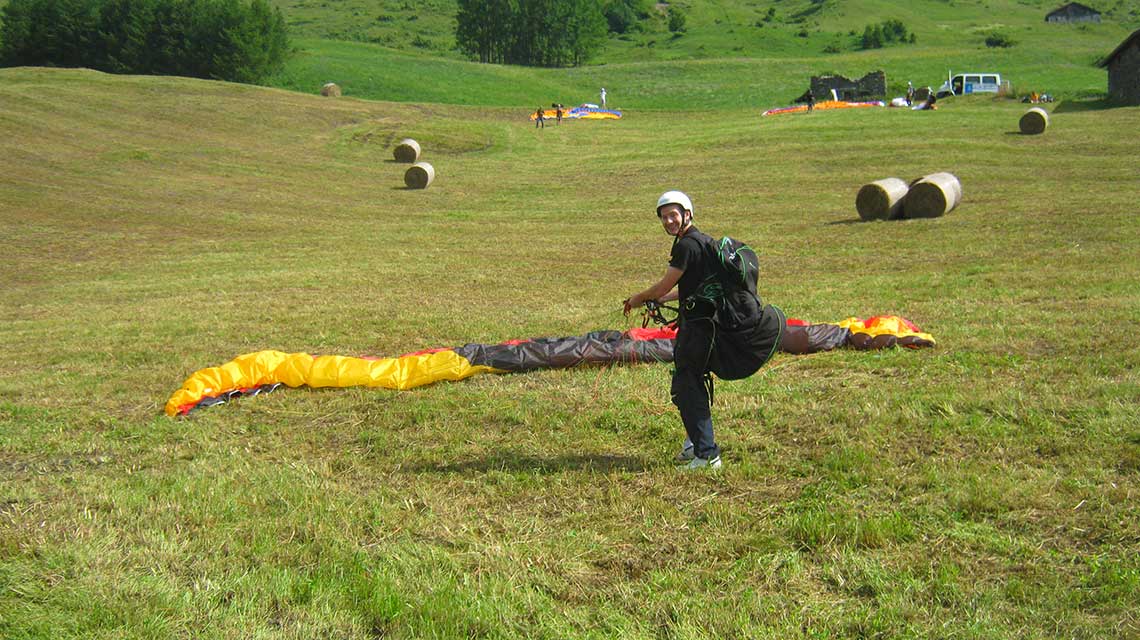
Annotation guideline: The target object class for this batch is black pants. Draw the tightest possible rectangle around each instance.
[671,314,719,460]
[670,304,786,461]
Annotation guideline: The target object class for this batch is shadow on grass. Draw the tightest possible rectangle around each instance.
[405,452,649,474]
[1051,99,1120,114]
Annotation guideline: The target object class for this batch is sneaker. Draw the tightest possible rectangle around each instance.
[674,438,695,462]
[682,455,722,470]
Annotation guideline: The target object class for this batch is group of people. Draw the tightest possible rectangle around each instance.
[534,89,607,129]
[534,104,563,128]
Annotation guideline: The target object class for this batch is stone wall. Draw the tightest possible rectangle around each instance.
[1107,40,1140,105]
[810,71,886,101]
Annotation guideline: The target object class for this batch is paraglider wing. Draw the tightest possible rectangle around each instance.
[165,317,933,416]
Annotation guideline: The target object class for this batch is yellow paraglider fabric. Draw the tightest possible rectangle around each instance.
[836,316,935,344]
[164,350,500,416]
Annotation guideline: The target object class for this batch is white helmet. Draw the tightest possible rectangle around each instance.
[656,190,692,217]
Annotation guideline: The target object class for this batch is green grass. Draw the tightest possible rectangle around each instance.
[265,0,1139,107]
[2,65,1139,638]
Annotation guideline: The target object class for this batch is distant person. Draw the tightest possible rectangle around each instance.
[806,89,815,113]
[556,105,563,124]
[535,107,545,129]
[600,87,607,108]
[906,81,915,106]
[913,92,937,111]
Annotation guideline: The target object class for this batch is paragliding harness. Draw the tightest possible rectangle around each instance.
[641,299,679,329]
[641,234,775,404]
[642,298,718,403]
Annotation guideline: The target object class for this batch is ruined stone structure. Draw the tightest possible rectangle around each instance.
[809,71,886,102]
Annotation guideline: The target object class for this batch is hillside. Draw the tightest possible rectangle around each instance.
[1,66,1138,638]
[266,0,1139,107]
[272,0,1140,62]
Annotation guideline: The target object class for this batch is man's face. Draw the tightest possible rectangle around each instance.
[658,204,687,235]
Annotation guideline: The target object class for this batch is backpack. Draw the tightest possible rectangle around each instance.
[691,236,763,331]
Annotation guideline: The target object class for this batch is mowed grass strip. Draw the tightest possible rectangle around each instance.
[1,68,1138,638]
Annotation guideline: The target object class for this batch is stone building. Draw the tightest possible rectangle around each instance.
[1098,28,1140,105]
[808,71,886,102]
[1045,3,1101,24]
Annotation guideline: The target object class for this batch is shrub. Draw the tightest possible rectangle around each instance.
[859,18,913,50]
[861,25,883,49]
[667,7,687,34]
[985,31,1015,48]
[603,0,637,34]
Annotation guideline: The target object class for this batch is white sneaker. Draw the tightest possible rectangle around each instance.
[682,455,722,470]
[674,438,695,462]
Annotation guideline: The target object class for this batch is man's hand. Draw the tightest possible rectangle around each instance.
[623,297,637,317]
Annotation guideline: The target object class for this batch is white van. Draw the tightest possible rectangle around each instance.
[936,72,1003,98]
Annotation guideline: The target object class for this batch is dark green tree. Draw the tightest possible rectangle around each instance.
[456,0,517,64]
[564,0,606,65]
[0,0,101,67]
[861,24,882,49]
[456,0,605,67]
[1,0,289,82]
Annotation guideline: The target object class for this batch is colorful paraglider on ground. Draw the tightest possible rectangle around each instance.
[531,103,622,121]
[761,100,885,117]
[165,315,934,416]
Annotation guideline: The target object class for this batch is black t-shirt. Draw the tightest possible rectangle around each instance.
[668,226,713,304]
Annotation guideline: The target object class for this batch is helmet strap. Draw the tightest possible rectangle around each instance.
[675,210,692,237]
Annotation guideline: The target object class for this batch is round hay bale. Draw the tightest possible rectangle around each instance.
[404,162,435,189]
[856,177,909,221]
[903,172,961,219]
[393,138,421,163]
[320,83,341,97]
[1019,107,1049,135]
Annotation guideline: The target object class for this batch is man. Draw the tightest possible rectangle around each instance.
[623,191,784,470]
[600,87,607,108]
[806,89,815,113]
[535,107,545,128]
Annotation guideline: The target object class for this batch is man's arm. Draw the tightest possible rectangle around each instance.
[624,266,683,316]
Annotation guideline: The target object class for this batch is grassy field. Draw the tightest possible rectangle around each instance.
[269,0,1140,63]
[266,0,1139,107]
[2,65,1138,638]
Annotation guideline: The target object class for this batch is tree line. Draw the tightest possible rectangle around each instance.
[456,0,615,67]
[0,0,289,83]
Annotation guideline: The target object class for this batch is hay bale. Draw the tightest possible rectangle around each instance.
[856,177,909,221]
[903,172,961,218]
[1019,107,1049,135]
[320,83,341,97]
[393,138,421,163]
[404,162,435,189]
